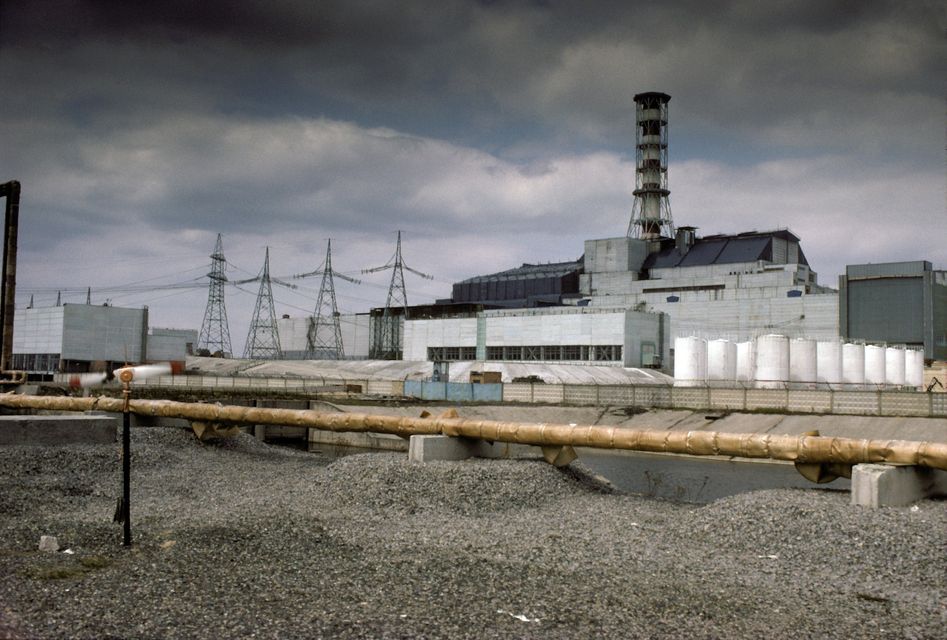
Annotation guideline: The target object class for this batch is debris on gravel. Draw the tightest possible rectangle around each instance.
[1,427,944,639]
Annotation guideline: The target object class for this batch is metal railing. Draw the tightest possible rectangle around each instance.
[52,373,947,418]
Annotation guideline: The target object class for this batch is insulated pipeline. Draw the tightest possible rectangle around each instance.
[2,394,945,471]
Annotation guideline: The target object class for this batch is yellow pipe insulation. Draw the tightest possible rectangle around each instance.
[2,394,945,471]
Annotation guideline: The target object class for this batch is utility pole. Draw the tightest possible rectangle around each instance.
[243,247,282,359]
[197,233,233,357]
[362,231,433,359]
[294,239,360,359]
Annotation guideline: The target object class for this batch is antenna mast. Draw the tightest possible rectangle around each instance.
[243,247,282,359]
[362,230,433,359]
[197,233,233,357]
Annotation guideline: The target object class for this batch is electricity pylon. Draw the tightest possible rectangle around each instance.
[362,230,433,360]
[293,239,360,359]
[243,247,282,360]
[198,233,233,357]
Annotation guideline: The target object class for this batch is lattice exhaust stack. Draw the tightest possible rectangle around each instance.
[628,91,674,240]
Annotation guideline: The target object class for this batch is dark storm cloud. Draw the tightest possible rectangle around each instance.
[3,0,942,158]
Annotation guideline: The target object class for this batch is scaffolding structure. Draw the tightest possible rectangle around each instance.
[197,233,233,357]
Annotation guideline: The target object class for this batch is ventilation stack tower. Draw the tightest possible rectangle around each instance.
[243,247,282,360]
[628,92,674,240]
[363,230,433,360]
[295,239,361,359]
[198,233,233,357]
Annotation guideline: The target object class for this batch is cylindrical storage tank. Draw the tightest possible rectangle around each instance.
[841,343,865,385]
[707,339,737,381]
[884,347,905,386]
[754,334,789,388]
[905,349,925,389]
[816,340,843,384]
[735,341,755,382]
[864,345,886,385]
[789,338,817,383]
[673,336,706,387]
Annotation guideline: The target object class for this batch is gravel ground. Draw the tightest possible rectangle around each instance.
[1,427,945,639]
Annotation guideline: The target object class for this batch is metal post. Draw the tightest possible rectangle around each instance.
[120,372,133,546]
[0,180,21,373]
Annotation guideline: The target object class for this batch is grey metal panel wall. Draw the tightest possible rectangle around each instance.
[930,272,947,359]
[845,278,923,344]
[847,261,930,279]
[61,305,146,362]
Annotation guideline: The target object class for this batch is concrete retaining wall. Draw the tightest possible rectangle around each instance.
[0,415,117,445]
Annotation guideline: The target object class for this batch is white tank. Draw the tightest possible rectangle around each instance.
[674,336,706,387]
[864,345,886,385]
[789,338,817,383]
[707,339,737,381]
[905,349,925,389]
[755,334,789,388]
[841,343,866,385]
[816,340,843,384]
[735,341,755,382]
[884,347,906,386]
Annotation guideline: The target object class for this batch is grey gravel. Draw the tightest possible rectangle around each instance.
[1,426,945,639]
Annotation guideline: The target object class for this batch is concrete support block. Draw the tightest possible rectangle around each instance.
[408,435,528,463]
[851,464,947,508]
[0,415,117,445]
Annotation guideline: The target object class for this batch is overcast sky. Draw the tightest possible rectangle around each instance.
[1,0,944,354]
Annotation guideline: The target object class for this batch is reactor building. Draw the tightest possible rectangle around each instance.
[400,92,945,368]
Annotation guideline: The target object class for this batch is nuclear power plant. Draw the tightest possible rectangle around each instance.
[396,92,945,385]
[9,93,947,386]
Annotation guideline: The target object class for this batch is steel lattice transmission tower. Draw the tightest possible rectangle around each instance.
[198,233,233,357]
[293,239,361,359]
[243,247,282,360]
[363,230,433,359]
[628,92,675,240]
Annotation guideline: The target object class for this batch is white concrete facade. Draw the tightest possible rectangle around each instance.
[404,307,668,368]
[277,313,371,359]
[579,235,840,344]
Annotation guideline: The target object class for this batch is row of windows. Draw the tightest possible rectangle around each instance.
[428,345,623,362]
[427,347,477,361]
[11,353,61,372]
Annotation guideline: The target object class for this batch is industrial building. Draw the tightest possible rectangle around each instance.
[12,304,193,376]
[400,92,845,369]
[577,228,840,342]
[403,306,669,369]
[839,261,947,360]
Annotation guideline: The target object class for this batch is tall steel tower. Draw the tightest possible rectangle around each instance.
[363,231,433,360]
[628,92,675,240]
[294,239,360,359]
[243,247,282,360]
[198,233,233,357]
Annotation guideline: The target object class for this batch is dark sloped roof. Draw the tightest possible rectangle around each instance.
[643,229,808,269]
[456,259,582,284]
[715,236,771,263]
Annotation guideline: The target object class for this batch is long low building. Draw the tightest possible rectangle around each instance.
[404,306,669,369]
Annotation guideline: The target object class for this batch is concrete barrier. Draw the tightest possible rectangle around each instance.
[0,414,117,445]
[851,464,947,508]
